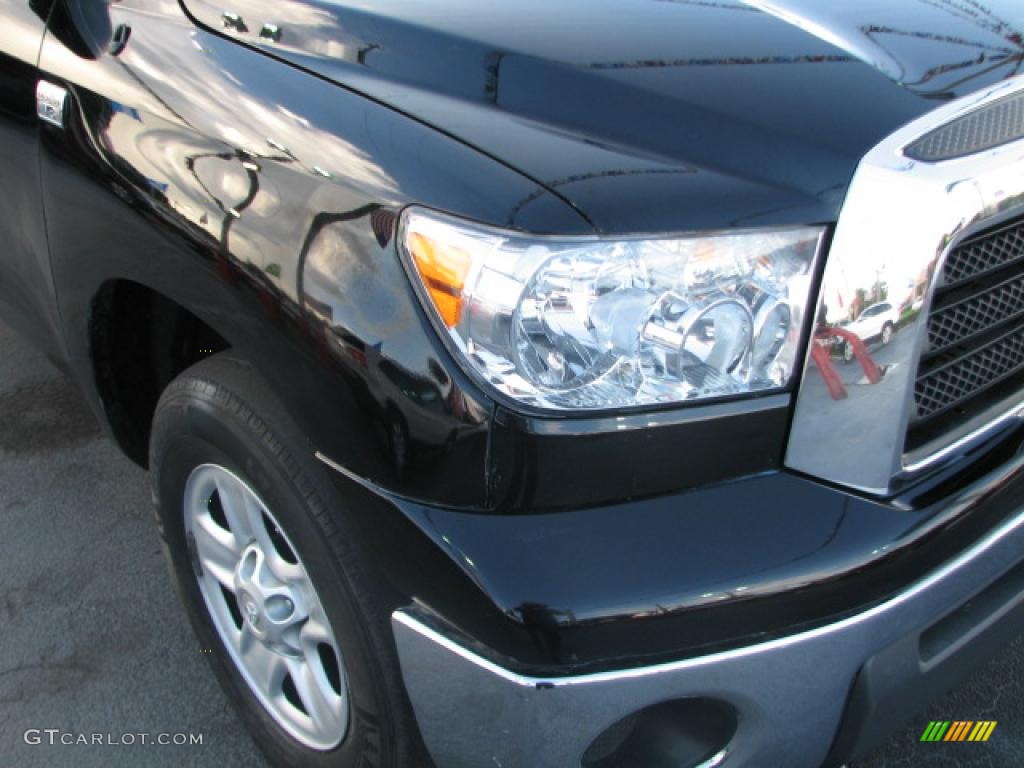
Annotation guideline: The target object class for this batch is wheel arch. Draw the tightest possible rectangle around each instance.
[89,278,231,467]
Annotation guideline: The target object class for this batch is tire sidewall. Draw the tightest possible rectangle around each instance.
[152,391,388,768]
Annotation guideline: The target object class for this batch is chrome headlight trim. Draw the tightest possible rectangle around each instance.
[786,73,1024,495]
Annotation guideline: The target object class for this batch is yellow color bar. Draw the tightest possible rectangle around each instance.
[981,721,997,742]
[962,720,997,742]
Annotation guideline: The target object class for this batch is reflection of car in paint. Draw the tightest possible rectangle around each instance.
[371,358,455,468]
[840,302,899,361]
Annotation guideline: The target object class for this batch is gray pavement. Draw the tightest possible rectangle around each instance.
[0,321,268,767]
[0,317,1022,768]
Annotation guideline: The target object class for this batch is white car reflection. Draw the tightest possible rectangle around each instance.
[839,301,899,361]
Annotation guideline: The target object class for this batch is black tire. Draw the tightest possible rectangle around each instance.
[881,322,894,345]
[149,353,430,768]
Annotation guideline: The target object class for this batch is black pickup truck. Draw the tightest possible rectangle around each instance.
[3,1,1024,766]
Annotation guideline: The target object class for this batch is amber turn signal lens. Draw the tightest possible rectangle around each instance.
[406,231,471,327]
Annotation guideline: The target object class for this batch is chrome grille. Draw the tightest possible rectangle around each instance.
[943,219,1024,284]
[912,217,1024,432]
[926,273,1024,353]
[916,326,1024,420]
[788,74,1024,493]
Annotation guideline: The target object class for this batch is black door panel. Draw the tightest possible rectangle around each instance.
[0,0,61,357]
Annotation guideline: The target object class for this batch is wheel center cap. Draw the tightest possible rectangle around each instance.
[233,545,301,648]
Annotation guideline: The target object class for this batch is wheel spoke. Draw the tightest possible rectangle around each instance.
[220,477,299,581]
[192,514,241,589]
[253,518,304,584]
[301,605,334,645]
[214,474,258,546]
[238,624,287,699]
[287,654,345,735]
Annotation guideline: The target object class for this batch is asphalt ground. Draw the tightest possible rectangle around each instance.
[0,320,269,767]
[0,317,1022,768]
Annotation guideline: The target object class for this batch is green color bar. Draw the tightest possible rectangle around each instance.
[921,721,951,741]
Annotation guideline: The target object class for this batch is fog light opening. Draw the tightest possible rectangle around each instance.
[581,698,737,768]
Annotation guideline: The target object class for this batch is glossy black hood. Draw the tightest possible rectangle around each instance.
[187,0,1024,233]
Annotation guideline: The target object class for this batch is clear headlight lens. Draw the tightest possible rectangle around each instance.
[400,208,824,412]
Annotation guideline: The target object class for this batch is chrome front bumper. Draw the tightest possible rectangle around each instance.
[392,501,1024,768]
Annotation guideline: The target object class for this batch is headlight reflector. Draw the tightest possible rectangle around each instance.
[401,208,824,412]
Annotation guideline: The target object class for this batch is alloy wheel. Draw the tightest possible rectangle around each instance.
[183,464,348,750]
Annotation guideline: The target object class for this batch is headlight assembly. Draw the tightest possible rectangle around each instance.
[400,208,824,412]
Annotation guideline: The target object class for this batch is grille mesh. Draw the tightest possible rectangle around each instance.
[927,274,1024,353]
[905,91,1024,162]
[916,328,1024,420]
[943,220,1024,285]
[912,216,1024,431]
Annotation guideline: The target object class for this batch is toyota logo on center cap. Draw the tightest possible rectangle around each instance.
[243,598,260,626]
